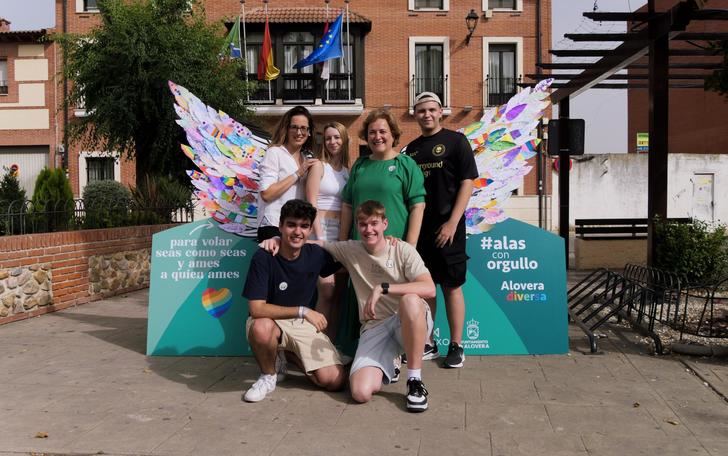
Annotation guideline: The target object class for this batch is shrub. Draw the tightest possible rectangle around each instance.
[129,175,192,224]
[0,166,28,235]
[29,167,75,232]
[654,217,728,285]
[83,180,132,228]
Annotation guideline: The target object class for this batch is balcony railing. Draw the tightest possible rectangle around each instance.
[485,75,521,107]
[410,75,449,108]
[0,81,8,95]
[247,76,276,104]
[322,74,355,103]
[282,74,315,103]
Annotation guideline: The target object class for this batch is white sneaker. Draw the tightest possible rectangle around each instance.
[275,351,288,382]
[243,375,276,402]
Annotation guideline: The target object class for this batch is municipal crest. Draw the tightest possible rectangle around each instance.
[466,318,480,340]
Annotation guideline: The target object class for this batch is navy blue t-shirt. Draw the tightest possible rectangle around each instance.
[243,244,340,308]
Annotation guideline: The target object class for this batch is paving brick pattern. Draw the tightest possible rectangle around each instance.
[1,281,727,455]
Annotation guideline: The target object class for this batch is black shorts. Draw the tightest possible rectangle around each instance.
[418,221,469,288]
[421,255,467,288]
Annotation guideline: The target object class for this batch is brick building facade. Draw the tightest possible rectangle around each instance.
[5,1,551,221]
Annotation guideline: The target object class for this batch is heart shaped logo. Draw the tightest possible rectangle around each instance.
[201,288,233,318]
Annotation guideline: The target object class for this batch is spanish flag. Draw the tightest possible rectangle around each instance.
[257,18,280,81]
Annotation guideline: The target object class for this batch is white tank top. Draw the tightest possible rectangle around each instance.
[317,163,349,211]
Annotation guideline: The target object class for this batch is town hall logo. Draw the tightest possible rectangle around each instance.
[432,144,446,156]
[466,318,480,340]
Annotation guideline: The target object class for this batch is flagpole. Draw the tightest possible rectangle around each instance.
[325,0,330,101]
[240,0,248,101]
[345,0,351,101]
[264,0,271,101]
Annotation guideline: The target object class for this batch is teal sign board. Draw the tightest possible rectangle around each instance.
[432,218,568,355]
[148,217,567,356]
[147,220,255,356]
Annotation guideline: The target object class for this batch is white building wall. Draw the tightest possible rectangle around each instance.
[562,153,728,227]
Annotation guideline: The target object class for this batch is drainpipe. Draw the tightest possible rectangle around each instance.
[62,0,69,171]
[536,0,543,228]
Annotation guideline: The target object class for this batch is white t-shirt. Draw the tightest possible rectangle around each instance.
[257,145,304,227]
[316,163,349,211]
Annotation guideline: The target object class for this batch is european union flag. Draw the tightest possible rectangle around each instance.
[293,14,344,69]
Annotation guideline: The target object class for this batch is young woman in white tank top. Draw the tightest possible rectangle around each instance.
[306,122,350,340]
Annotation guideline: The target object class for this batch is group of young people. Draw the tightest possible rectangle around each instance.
[242,92,478,412]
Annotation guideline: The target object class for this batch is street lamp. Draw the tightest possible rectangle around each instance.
[466,9,479,45]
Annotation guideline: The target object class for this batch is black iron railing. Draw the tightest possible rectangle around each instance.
[322,74,355,103]
[282,74,315,102]
[485,75,520,106]
[246,77,276,103]
[410,75,448,108]
[0,199,193,236]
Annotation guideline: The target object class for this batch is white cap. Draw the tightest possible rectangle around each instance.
[413,91,442,107]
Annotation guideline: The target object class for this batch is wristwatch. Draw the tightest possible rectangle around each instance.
[381,282,390,295]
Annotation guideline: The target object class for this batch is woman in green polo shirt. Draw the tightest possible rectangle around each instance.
[339,109,426,245]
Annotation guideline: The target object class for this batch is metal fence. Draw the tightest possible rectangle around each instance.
[0,198,193,236]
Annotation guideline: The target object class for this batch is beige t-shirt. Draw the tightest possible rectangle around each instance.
[322,240,430,333]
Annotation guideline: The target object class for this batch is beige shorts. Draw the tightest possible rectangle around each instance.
[246,317,342,374]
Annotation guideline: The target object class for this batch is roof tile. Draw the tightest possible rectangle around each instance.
[242,7,370,24]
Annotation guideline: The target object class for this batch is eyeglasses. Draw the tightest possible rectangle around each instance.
[288,125,310,133]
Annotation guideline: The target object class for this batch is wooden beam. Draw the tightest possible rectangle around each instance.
[549,0,694,104]
[549,48,719,57]
[525,73,709,80]
[583,12,655,21]
[539,62,721,70]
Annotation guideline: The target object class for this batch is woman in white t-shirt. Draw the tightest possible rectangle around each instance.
[257,106,320,241]
[306,121,350,340]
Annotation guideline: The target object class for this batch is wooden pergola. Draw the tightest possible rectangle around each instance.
[524,0,727,266]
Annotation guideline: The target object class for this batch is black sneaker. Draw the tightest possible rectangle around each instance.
[422,343,440,360]
[443,342,465,368]
[391,366,401,383]
[406,378,429,412]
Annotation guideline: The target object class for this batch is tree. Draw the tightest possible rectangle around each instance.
[0,167,28,235]
[57,0,252,185]
[705,40,728,97]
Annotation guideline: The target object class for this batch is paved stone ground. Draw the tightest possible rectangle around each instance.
[1,279,727,456]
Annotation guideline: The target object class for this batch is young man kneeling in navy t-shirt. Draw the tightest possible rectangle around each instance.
[242,199,345,402]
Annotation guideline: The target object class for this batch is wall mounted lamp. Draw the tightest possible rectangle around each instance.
[465,9,479,45]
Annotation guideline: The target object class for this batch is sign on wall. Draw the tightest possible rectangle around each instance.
[637,132,649,152]
[148,218,568,356]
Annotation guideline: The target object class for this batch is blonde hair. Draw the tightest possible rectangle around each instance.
[319,122,350,167]
[355,200,387,221]
[359,109,403,147]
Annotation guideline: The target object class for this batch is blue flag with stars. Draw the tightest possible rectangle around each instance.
[293,14,344,69]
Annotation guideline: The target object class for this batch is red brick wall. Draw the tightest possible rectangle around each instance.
[627,0,728,155]
[49,0,551,195]
[0,224,174,325]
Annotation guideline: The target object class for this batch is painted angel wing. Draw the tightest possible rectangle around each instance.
[169,81,266,237]
[459,79,553,234]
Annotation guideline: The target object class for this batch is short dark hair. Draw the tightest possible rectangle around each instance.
[280,199,317,225]
[355,200,387,221]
